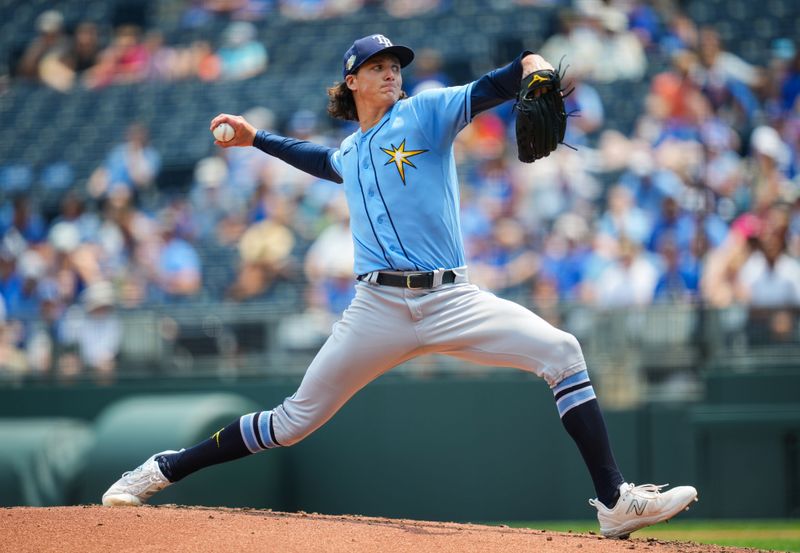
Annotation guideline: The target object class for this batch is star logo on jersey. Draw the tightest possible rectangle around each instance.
[380,139,428,185]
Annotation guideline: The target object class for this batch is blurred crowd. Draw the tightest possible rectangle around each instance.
[8,0,458,91]
[14,9,268,91]
[1,0,799,380]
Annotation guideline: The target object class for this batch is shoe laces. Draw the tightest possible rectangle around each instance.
[120,460,156,482]
[120,466,143,479]
[622,483,668,498]
[588,483,668,510]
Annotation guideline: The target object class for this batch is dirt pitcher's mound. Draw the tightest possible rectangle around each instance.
[1,506,758,553]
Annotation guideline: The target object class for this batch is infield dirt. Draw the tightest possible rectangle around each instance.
[0,506,767,553]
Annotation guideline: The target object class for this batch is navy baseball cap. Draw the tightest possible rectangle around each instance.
[342,34,415,79]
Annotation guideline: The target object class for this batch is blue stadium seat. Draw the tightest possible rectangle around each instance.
[39,161,75,192]
[0,164,34,193]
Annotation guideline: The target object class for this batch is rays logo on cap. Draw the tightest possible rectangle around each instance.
[342,34,414,79]
[372,34,393,47]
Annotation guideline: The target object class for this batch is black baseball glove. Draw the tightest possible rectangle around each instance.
[513,68,570,163]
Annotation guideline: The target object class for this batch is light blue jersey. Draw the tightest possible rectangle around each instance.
[330,83,475,275]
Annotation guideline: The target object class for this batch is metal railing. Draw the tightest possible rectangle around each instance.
[2,301,798,406]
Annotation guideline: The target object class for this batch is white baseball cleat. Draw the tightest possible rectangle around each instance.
[589,482,698,539]
[101,450,177,506]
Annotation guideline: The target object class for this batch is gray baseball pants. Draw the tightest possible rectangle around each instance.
[266,271,587,447]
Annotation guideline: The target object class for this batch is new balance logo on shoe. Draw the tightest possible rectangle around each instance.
[626,499,648,516]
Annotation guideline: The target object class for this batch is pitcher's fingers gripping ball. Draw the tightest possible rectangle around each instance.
[513,69,569,162]
[213,122,235,142]
[209,113,258,148]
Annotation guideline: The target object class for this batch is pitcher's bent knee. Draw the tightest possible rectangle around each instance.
[546,331,587,386]
[557,332,584,364]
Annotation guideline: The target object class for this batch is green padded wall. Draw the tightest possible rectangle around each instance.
[0,456,22,506]
[0,419,94,506]
[692,404,800,518]
[1,370,798,519]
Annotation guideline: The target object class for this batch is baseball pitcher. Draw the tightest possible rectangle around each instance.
[102,34,697,539]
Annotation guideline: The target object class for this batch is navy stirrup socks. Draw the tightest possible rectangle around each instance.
[157,419,252,482]
[157,410,281,482]
[552,370,624,508]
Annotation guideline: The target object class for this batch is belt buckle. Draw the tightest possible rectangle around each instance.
[406,274,423,289]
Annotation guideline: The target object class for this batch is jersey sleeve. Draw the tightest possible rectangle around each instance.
[329,148,343,179]
[253,130,343,183]
[408,82,475,151]
[469,51,529,117]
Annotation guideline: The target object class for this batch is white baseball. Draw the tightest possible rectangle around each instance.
[213,123,235,142]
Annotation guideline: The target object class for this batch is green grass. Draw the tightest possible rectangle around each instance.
[497,520,800,552]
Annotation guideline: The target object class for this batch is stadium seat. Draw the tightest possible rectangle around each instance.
[39,161,75,192]
[0,164,34,193]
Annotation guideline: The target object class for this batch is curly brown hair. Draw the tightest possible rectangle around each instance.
[326,81,408,122]
[327,82,358,122]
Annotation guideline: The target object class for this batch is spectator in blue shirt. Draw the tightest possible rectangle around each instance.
[218,22,268,80]
[88,123,161,201]
[153,211,202,301]
[653,237,699,302]
[0,196,47,245]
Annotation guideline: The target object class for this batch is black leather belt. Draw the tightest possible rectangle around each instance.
[358,270,457,289]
